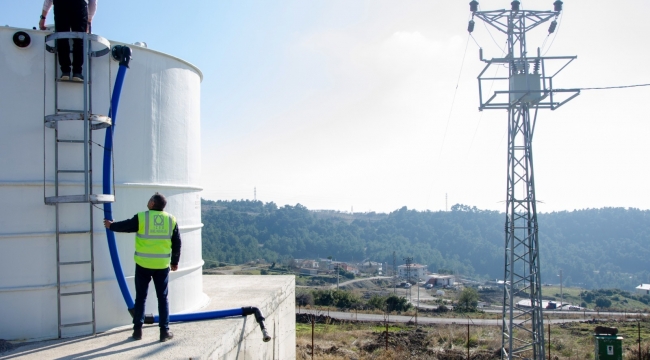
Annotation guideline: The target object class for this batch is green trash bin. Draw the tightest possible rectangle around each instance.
[594,334,623,360]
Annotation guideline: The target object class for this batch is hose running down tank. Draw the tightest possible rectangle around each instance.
[101,45,272,343]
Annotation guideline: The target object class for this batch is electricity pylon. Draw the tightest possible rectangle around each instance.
[467,1,579,359]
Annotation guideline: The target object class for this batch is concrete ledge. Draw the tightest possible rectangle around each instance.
[0,275,296,360]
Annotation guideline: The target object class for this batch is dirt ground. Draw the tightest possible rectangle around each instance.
[295,314,500,359]
[295,314,650,360]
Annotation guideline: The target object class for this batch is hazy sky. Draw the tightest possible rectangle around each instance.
[5,1,650,213]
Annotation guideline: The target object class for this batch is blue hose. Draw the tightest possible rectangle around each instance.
[158,308,243,323]
[100,47,271,342]
[103,63,134,310]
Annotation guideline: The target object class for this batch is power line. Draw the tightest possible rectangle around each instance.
[478,5,507,54]
[437,34,471,161]
[576,83,650,90]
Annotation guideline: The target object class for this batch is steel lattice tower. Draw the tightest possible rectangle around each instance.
[467,1,579,359]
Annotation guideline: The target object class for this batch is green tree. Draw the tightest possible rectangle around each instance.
[312,290,361,309]
[457,287,479,311]
[367,295,386,310]
[332,290,361,309]
[595,297,612,308]
[313,290,335,306]
[202,199,650,291]
[386,295,411,312]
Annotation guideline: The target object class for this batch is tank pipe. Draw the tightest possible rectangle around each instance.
[101,46,271,343]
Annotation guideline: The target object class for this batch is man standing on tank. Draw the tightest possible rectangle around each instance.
[39,0,97,81]
[103,193,181,342]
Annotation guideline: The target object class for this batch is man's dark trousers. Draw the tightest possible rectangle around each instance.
[133,264,170,331]
[53,0,88,74]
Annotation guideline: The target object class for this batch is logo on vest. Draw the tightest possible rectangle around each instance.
[153,215,165,230]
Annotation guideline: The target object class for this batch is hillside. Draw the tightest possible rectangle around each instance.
[201,199,650,290]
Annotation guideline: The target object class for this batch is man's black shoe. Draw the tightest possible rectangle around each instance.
[160,330,173,342]
[132,328,142,340]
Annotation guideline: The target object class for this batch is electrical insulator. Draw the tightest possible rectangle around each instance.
[511,0,520,11]
[553,0,563,12]
[511,61,517,74]
[470,1,479,12]
[468,20,475,33]
[534,59,540,74]
[548,20,557,34]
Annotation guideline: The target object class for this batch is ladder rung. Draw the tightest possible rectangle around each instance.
[59,230,91,235]
[61,291,92,297]
[60,261,91,266]
[45,194,114,204]
[55,79,91,84]
[45,113,112,130]
[57,170,86,173]
[60,321,93,328]
[58,140,85,143]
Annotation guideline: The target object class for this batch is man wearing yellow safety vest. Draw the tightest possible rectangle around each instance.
[103,193,181,342]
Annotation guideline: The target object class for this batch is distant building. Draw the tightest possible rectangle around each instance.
[358,261,383,274]
[300,268,318,276]
[318,258,331,270]
[331,261,345,272]
[398,263,427,280]
[302,260,319,269]
[636,284,650,295]
[425,274,455,287]
[339,264,358,274]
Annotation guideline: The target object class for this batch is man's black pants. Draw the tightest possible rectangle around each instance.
[133,264,171,331]
[53,0,88,74]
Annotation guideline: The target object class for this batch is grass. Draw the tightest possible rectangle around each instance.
[296,317,650,359]
[542,286,650,312]
[233,269,261,275]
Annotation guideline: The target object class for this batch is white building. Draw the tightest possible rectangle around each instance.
[425,274,455,287]
[636,284,650,295]
[397,263,427,280]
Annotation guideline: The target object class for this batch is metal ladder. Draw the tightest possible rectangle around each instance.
[44,32,113,338]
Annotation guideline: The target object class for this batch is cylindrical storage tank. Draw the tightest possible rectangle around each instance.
[0,26,205,341]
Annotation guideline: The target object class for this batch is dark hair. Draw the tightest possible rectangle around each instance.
[150,192,167,210]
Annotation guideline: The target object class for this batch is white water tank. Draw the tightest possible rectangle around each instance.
[0,26,206,340]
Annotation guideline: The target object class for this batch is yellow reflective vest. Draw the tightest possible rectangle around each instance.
[134,211,176,269]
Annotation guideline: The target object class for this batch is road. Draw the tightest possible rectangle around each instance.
[299,279,648,320]
[296,309,589,326]
[411,301,648,318]
[328,276,392,289]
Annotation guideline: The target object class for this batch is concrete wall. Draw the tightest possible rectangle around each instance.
[195,275,296,360]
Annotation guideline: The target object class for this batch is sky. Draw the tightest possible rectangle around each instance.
[4,1,650,214]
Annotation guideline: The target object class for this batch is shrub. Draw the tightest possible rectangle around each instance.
[296,292,314,307]
[436,305,450,313]
[386,294,411,312]
[595,297,612,308]
[312,289,361,309]
[367,295,386,310]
